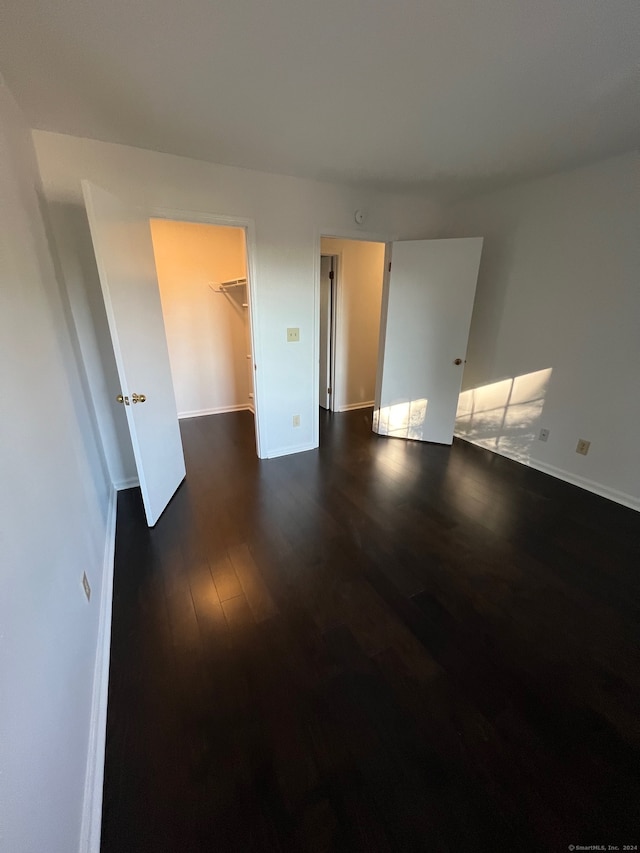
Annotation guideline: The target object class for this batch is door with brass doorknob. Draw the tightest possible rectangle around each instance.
[83,178,185,527]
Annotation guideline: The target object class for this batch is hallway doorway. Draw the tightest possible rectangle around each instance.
[318,237,385,431]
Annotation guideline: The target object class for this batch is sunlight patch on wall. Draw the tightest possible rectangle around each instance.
[455,368,552,463]
[373,398,428,439]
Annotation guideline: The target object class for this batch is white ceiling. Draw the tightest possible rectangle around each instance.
[1,0,638,198]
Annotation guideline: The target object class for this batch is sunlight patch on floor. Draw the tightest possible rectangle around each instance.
[373,398,429,440]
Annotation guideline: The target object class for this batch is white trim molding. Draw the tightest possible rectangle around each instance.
[456,436,639,512]
[531,459,639,512]
[113,476,139,491]
[80,486,118,852]
[266,441,317,459]
[178,403,253,420]
[337,400,375,413]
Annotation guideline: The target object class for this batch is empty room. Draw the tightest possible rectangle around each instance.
[1,1,639,852]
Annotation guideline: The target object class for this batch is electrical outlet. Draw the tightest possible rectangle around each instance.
[82,572,91,602]
[576,438,590,456]
[287,327,300,342]
[539,428,550,442]
[292,414,300,427]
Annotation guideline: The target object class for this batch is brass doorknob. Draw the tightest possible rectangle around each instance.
[453,358,464,365]
[116,394,130,406]
[131,393,146,403]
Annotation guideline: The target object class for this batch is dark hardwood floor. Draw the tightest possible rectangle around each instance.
[102,409,640,852]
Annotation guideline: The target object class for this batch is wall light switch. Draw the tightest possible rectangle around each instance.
[539,428,549,442]
[287,327,300,342]
[576,438,590,456]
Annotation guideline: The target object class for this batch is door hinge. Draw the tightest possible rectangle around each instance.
[328,387,332,395]
[329,270,334,280]
[388,262,392,272]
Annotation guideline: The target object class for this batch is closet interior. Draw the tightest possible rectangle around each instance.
[149,218,255,430]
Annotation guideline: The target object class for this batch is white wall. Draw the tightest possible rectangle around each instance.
[150,219,251,418]
[445,152,640,509]
[31,129,637,509]
[320,237,385,411]
[0,86,114,852]
[32,130,443,468]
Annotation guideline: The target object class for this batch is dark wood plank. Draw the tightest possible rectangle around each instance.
[227,543,279,622]
[102,408,640,853]
[210,551,243,602]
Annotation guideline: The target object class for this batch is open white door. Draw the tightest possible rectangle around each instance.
[374,237,483,444]
[82,181,186,526]
[319,256,332,410]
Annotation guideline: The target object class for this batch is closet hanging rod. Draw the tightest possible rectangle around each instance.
[209,277,247,293]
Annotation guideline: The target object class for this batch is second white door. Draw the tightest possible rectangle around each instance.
[374,237,483,444]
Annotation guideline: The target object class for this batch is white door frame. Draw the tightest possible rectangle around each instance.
[149,205,263,459]
[319,253,339,412]
[313,228,395,447]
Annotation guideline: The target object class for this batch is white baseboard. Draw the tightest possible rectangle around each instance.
[80,487,118,852]
[529,459,639,512]
[336,400,375,413]
[455,436,639,512]
[266,441,317,459]
[113,476,139,491]
[178,404,252,419]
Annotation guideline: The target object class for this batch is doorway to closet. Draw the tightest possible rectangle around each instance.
[82,181,264,525]
[319,237,386,431]
[149,218,256,435]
